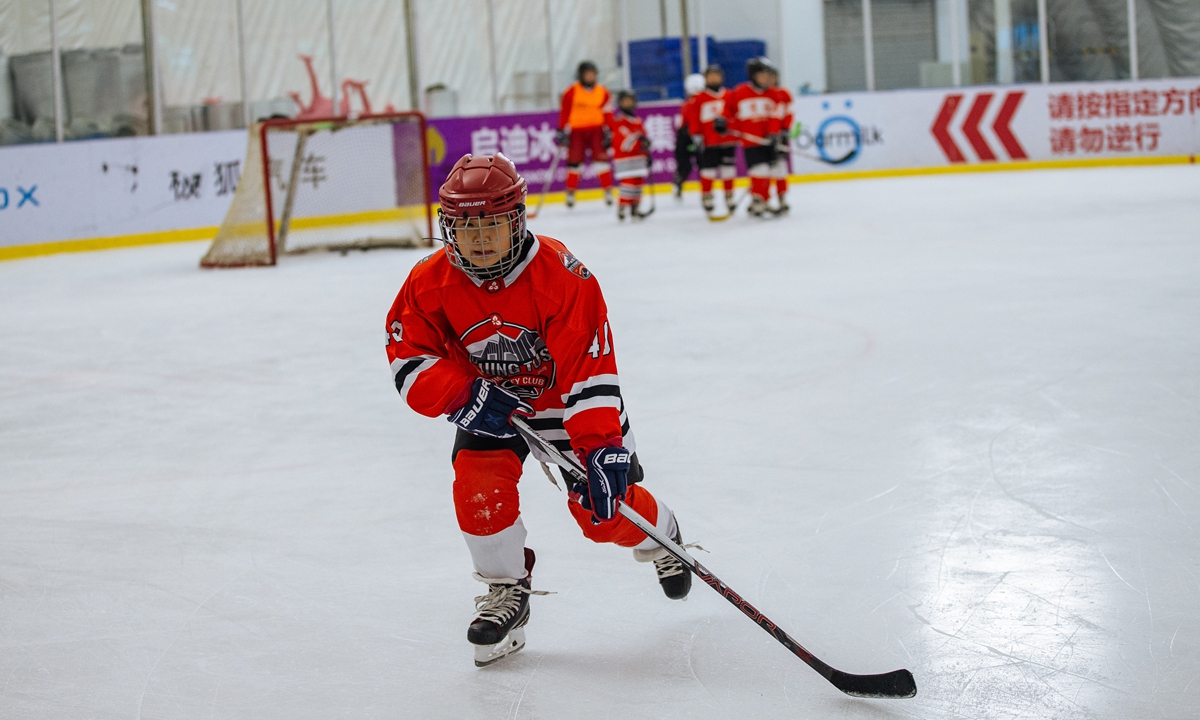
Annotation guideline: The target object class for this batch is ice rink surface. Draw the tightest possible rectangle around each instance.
[2,165,1199,719]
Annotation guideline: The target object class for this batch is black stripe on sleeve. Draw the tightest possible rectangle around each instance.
[393,358,426,395]
[563,384,622,409]
[525,416,565,432]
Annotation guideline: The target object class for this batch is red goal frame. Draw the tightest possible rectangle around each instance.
[258,111,434,265]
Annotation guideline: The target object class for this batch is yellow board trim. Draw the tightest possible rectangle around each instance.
[0,225,220,262]
[2,153,1195,263]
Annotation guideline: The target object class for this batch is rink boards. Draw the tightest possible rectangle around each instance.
[1,77,1197,260]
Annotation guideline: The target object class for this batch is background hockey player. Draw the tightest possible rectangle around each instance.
[673,73,706,198]
[767,66,794,214]
[385,153,692,667]
[725,57,780,217]
[556,61,614,208]
[606,91,652,220]
[690,64,739,217]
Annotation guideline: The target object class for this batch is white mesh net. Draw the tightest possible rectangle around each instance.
[201,114,432,268]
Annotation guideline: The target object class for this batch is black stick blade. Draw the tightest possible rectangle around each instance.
[830,669,917,699]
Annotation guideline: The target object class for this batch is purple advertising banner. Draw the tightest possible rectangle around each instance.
[426,104,687,195]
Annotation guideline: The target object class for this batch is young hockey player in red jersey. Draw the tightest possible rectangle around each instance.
[689,64,739,217]
[606,90,652,220]
[673,73,706,198]
[767,67,794,214]
[556,61,614,208]
[385,153,692,667]
[725,57,780,217]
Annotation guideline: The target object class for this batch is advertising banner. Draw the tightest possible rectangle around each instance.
[0,131,246,249]
[426,104,688,194]
[789,78,1200,173]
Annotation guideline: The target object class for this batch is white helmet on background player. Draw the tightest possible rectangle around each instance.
[684,73,705,97]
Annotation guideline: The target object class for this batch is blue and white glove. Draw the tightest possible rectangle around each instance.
[573,445,631,523]
[447,378,533,439]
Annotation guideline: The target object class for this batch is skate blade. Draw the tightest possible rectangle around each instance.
[473,627,526,667]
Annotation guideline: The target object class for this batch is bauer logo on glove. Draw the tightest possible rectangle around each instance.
[447,377,533,439]
[572,445,631,522]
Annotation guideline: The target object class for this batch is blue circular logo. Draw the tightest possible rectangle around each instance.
[815,116,862,165]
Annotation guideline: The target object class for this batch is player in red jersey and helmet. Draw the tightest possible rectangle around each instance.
[606,90,652,220]
[557,61,614,208]
[673,73,706,198]
[385,153,692,667]
[689,63,739,217]
[725,57,780,217]
[767,66,794,214]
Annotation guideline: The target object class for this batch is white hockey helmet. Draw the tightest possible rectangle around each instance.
[684,73,705,97]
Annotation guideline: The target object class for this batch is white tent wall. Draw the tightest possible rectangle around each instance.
[546,0,621,100]
[53,0,142,51]
[242,0,334,112]
[0,1,54,55]
[154,0,243,109]
[412,0,495,116]
[490,0,554,112]
[333,0,412,113]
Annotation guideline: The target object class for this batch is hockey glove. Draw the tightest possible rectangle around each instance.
[555,128,570,147]
[713,116,728,135]
[602,126,613,149]
[690,134,704,153]
[447,378,533,439]
[639,135,652,152]
[572,445,631,523]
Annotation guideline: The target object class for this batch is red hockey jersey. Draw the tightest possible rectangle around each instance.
[385,235,631,459]
[725,82,779,147]
[770,86,794,133]
[605,111,648,161]
[688,87,737,147]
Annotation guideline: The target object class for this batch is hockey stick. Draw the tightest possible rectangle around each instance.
[634,154,656,219]
[527,147,563,220]
[510,417,918,700]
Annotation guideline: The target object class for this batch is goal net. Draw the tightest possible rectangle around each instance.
[201,112,433,267]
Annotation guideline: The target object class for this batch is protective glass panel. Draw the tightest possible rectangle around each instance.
[968,0,1041,84]
[1046,0,1130,81]
[55,0,148,138]
[242,0,332,122]
[825,0,868,92]
[872,0,939,90]
[0,0,57,145]
[1132,0,1200,79]
[155,0,246,133]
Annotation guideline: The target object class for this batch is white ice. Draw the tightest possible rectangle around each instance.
[2,165,1198,719]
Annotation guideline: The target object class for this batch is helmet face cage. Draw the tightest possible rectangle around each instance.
[438,205,528,281]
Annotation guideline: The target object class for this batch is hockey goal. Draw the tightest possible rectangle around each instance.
[201,112,433,267]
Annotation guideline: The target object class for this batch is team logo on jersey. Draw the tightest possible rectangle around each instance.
[460,318,556,400]
[558,251,591,280]
[485,279,502,294]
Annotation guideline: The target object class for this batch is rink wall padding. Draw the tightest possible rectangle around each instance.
[2,78,1197,263]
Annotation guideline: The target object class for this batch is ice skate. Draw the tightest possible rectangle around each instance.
[724,190,735,209]
[603,187,614,206]
[470,548,544,666]
[565,190,575,208]
[701,192,715,213]
[617,204,628,221]
[747,197,768,218]
[773,198,790,215]
[633,524,693,600]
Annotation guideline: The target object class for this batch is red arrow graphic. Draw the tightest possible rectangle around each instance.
[962,93,996,161]
[932,94,965,163]
[992,91,1027,160]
